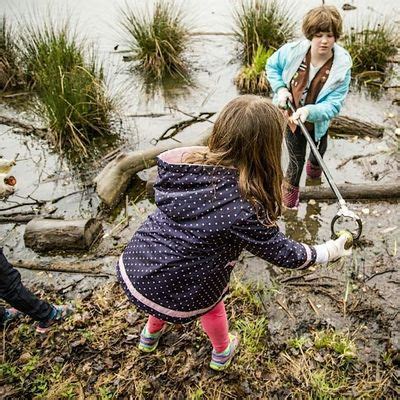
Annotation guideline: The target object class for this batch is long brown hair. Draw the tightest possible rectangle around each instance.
[185,95,286,224]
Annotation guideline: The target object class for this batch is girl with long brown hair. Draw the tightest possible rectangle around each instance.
[117,95,350,371]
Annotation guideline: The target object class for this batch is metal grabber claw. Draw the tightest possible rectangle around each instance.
[287,101,363,245]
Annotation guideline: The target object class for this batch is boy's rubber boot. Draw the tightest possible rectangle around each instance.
[306,160,322,179]
[209,333,240,371]
[36,304,74,334]
[138,324,167,353]
[282,182,300,210]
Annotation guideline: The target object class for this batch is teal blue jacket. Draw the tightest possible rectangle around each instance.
[266,39,352,140]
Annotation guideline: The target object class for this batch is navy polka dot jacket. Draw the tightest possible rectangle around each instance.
[117,147,317,323]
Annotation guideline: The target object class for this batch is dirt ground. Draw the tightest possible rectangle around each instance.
[0,238,399,399]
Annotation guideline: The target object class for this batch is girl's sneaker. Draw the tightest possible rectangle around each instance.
[209,333,240,371]
[138,324,167,352]
[3,307,23,323]
[36,304,74,334]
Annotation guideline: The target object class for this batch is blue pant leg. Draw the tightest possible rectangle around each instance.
[0,248,53,322]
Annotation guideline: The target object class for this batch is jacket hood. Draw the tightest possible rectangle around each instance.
[154,147,240,222]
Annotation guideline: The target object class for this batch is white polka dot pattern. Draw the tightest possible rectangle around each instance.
[117,149,317,323]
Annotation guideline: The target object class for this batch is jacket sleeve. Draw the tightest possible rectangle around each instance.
[230,209,316,269]
[266,45,288,93]
[303,69,351,122]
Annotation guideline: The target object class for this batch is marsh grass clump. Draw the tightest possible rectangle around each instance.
[234,44,273,94]
[0,16,24,90]
[233,0,295,65]
[19,20,114,155]
[342,22,398,78]
[120,1,192,80]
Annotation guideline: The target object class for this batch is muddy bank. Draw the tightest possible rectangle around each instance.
[0,252,399,398]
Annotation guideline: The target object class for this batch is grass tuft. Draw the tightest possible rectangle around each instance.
[19,18,114,155]
[0,16,24,90]
[233,0,295,65]
[120,1,192,80]
[342,22,398,77]
[234,44,273,94]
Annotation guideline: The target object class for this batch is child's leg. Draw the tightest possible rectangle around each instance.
[147,315,166,333]
[200,301,229,353]
[285,128,307,187]
[0,249,53,322]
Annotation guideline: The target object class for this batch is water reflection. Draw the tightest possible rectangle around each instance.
[283,179,323,245]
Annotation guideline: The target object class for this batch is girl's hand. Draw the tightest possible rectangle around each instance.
[325,235,352,262]
[277,88,292,109]
[290,107,309,125]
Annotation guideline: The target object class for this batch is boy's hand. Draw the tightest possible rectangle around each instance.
[277,88,292,109]
[290,107,309,125]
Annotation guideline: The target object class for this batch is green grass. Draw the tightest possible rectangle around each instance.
[19,18,114,155]
[0,16,24,90]
[233,0,295,65]
[120,1,192,80]
[314,330,356,363]
[342,22,398,77]
[234,44,273,93]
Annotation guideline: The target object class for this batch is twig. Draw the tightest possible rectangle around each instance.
[365,269,396,282]
[275,299,295,320]
[336,151,386,169]
[151,112,216,145]
[307,297,320,316]
[279,271,314,283]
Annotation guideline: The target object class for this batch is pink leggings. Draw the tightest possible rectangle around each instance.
[146,300,229,353]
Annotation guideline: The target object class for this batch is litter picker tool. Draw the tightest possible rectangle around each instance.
[287,101,362,244]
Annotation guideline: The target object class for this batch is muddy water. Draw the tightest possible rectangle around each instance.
[0,0,399,298]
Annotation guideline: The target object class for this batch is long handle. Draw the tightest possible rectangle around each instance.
[287,101,345,204]
[287,101,362,240]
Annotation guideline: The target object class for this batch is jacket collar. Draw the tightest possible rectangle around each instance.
[282,39,352,99]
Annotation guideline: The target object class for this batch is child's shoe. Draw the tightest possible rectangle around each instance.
[306,160,322,179]
[138,324,167,352]
[209,333,239,371]
[3,307,23,323]
[282,182,300,209]
[36,304,74,334]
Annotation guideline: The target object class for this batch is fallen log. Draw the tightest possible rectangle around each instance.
[94,132,209,207]
[145,178,400,201]
[10,258,115,275]
[24,218,103,251]
[329,116,384,138]
[300,183,400,200]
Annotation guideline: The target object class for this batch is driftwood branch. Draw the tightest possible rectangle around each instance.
[94,132,210,207]
[151,112,215,145]
[10,258,115,275]
[300,183,400,200]
[329,116,384,138]
[0,115,48,137]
